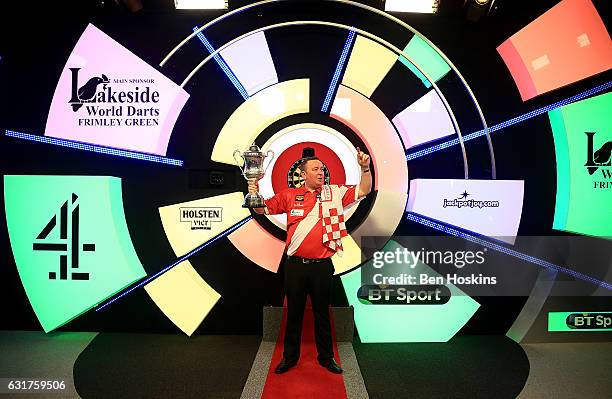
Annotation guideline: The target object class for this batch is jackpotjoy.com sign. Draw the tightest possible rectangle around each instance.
[45,24,189,155]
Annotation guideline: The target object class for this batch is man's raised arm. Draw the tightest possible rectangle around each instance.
[357,147,372,198]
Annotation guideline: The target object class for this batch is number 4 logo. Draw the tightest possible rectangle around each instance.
[32,193,95,280]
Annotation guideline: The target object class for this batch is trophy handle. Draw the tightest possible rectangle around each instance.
[263,150,275,175]
[233,150,244,168]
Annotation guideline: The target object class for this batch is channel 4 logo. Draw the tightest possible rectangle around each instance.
[33,194,94,280]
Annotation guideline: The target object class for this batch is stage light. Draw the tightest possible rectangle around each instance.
[384,0,439,14]
[193,26,249,100]
[4,130,184,166]
[174,0,227,9]
[322,29,356,113]
[96,216,252,311]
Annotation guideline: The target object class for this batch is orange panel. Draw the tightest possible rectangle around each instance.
[228,219,286,273]
[497,0,612,101]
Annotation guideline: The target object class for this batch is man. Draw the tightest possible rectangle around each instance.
[248,147,372,374]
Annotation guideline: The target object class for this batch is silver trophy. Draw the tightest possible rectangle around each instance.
[233,144,275,208]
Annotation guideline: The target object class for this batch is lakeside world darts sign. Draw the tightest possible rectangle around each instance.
[45,24,189,155]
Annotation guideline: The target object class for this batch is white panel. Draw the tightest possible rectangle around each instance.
[385,0,437,13]
[407,179,525,244]
[220,31,278,95]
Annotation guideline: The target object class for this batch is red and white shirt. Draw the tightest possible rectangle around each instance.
[264,184,360,259]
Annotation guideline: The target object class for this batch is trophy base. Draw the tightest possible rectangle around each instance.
[243,194,266,209]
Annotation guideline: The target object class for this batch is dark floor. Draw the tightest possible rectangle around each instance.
[1,331,611,399]
[73,333,261,399]
[353,335,530,399]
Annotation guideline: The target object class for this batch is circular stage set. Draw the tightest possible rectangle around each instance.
[1,1,610,398]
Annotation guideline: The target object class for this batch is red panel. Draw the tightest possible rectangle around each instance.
[497,0,612,101]
[497,40,538,101]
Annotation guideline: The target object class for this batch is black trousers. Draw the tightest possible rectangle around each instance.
[283,256,334,363]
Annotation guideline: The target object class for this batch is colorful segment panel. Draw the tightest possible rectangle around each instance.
[45,24,189,155]
[399,35,451,88]
[145,260,220,336]
[4,175,146,332]
[211,79,310,165]
[341,240,479,342]
[219,31,279,96]
[549,92,612,237]
[497,0,612,101]
[407,179,525,244]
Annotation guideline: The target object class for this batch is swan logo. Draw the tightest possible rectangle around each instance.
[585,132,612,175]
[68,68,110,112]
[585,132,612,188]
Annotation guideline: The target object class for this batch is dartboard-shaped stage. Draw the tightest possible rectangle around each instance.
[2,0,611,344]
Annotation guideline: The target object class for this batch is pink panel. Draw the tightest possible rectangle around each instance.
[392,90,455,149]
[45,24,189,155]
[497,0,612,101]
[331,85,408,194]
[228,219,286,272]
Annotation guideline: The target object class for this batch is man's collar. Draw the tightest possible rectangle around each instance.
[299,184,323,194]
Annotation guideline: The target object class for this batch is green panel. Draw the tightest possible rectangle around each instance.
[548,92,612,237]
[399,35,451,88]
[341,240,479,342]
[549,108,571,230]
[4,176,146,332]
[548,312,612,332]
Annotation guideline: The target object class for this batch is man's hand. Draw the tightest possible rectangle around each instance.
[356,147,372,198]
[356,147,370,169]
[247,179,267,214]
[248,179,259,195]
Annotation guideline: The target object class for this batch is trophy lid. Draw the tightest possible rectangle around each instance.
[242,143,263,157]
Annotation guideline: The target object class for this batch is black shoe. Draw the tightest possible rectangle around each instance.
[318,358,343,374]
[274,358,297,374]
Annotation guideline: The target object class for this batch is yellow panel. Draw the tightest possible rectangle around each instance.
[331,235,361,275]
[159,192,250,257]
[342,35,398,98]
[145,260,220,336]
[211,79,310,165]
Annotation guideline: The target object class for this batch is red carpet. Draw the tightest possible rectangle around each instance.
[261,304,347,399]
